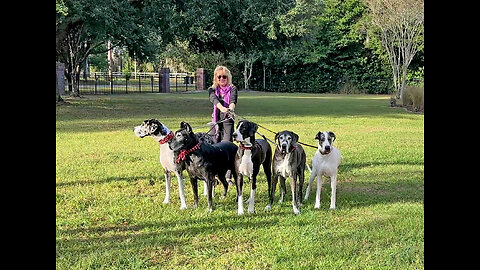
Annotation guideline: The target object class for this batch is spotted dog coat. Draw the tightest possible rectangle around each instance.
[133,119,215,209]
[304,131,342,209]
[267,130,306,214]
[232,120,272,215]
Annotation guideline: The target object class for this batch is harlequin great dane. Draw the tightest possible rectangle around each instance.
[232,119,272,215]
[304,131,342,210]
[266,130,306,214]
[133,119,215,209]
[168,121,238,213]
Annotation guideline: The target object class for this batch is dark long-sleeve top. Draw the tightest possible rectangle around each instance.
[208,85,238,121]
[208,85,238,107]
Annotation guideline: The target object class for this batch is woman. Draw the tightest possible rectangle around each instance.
[209,65,238,142]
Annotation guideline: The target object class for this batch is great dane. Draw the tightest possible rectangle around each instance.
[304,131,342,210]
[232,119,272,215]
[266,130,306,214]
[133,119,215,209]
[168,121,238,212]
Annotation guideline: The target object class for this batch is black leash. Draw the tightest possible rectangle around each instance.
[230,111,318,149]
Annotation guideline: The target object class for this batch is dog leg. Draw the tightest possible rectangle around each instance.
[330,175,337,210]
[203,182,208,196]
[264,160,272,210]
[236,174,244,215]
[265,173,278,211]
[290,174,300,214]
[207,178,214,213]
[279,176,287,203]
[298,170,304,207]
[314,175,323,209]
[217,174,228,199]
[305,169,317,201]
[163,170,171,204]
[175,171,187,210]
[191,177,199,208]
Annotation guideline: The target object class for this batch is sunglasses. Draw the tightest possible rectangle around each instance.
[217,75,228,80]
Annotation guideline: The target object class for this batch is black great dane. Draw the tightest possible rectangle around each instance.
[232,120,272,215]
[168,121,238,212]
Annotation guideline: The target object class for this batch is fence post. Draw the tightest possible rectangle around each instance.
[151,76,154,93]
[159,68,170,93]
[196,68,208,90]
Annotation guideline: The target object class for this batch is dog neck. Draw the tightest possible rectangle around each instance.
[154,131,174,144]
[239,144,254,151]
[176,142,201,163]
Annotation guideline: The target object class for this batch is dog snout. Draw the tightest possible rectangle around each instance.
[325,145,331,152]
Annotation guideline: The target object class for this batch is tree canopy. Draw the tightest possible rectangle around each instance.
[56,0,424,96]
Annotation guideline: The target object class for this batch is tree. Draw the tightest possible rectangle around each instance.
[366,0,424,99]
[56,0,174,97]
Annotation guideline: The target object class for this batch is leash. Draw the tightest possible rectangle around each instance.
[229,111,318,149]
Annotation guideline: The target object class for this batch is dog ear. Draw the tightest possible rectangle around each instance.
[314,132,321,140]
[180,121,193,134]
[249,123,258,138]
[292,132,299,144]
[275,132,280,143]
[329,131,336,142]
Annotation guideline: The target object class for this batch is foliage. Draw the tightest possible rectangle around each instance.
[401,85,424,112]
[57,0,424,95]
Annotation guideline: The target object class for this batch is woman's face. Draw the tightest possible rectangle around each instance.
[216,70,228,87]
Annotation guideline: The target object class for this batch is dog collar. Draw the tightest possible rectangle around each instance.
[157,132,174,144]
[239,144,253,151]
[176,142,201,163]
[277,145,296,152]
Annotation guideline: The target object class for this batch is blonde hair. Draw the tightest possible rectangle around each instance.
[211,65,234,89]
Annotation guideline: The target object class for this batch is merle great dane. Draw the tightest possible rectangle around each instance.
[169,121,238,212]
[133,119,215,209]
[266,130,306,214]
[232,119,272,215]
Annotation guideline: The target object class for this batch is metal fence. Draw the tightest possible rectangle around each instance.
[75,72,197,95]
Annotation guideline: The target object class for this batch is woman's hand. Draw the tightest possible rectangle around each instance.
[217,103,229,113]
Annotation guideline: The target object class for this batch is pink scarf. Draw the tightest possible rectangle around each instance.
[212,85,231,123]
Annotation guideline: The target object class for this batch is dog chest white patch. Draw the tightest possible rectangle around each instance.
[239,150,254,177]
[277,153,292,178]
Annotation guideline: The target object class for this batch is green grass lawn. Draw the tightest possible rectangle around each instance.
[56,92,424,269]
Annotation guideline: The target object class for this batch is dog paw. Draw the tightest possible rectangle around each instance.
[238,209,244,215]
[314,204,320,209]
[264,205,272,211]
[180,205,187,210]
[248,207,255,214]
[163,199,169,204]
[293,208,300,215]
[330,206,336,210]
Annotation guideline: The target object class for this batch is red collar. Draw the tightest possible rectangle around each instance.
[277,145,296,152]
[239,144,253,151]
[176,142,201,163]
[158,132,174,144]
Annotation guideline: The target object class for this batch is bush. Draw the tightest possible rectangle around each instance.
[402,85,424,112]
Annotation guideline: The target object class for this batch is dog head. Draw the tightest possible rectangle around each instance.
[169,121,198,152]
[133,119,171,138]
[232,120,258,147]
[314,131,336,155]
[275,130,299,154]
